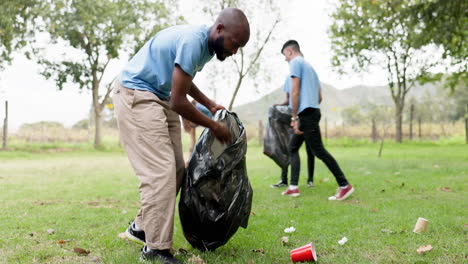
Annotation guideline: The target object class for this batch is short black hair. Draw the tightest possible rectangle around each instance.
[281,40,300,53]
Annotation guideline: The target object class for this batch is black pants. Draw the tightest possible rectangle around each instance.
[284,133,315,185]
[290,108,349,187]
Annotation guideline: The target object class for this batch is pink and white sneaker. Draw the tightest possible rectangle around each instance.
[328,184,354,201]
[282,188,300,197]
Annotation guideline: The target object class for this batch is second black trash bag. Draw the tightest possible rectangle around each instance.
[263,105,293,170]
[179,110,253,251]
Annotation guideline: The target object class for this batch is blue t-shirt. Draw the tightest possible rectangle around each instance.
[195,102,212,118]
[286,56,321,114]
[119,25,214,100]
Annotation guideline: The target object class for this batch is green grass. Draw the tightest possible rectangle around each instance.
[0,139,467,263]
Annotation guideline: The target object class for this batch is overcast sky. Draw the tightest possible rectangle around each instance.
[0,0,388,131]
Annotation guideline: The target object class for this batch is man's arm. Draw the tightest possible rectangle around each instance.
[188,82,222,115]
[170,65,231,143]
[319,83,323,104]
[291,77,300,119]
[290,76,303,134]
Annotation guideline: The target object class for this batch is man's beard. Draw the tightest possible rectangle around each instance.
[213,36,228,61]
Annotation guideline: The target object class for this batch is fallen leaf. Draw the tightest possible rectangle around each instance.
[187,255,206,264]
[411,188,415,192]
[442,187,451,192]
[281,236,289,245]
[371,208,378,213]
[73,247,90,256]
[47,229,55,235]
[250,211,256,216]
[416,245,433,254]
[253,248,265,254]
[58,240,66,244]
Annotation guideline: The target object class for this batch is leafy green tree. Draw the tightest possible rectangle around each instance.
[341,104,364,125]
[0,0,43,70]
[329,0,440,142]
[199,0,280,110]
[409,0,467,90]
[36,0,178,148]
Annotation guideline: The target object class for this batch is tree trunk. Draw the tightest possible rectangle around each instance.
[92,76,102,148]
[409,104,414,140]
[395,104,403,143]
[228,74,243,110]
[371,118,377,142]
[2,101,7,150]
[94,111,103,148]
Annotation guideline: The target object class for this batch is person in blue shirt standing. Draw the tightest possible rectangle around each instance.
[113,8,250,263]
[280,40,354,201]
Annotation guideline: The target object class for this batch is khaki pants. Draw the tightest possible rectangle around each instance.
[113,81,185,250]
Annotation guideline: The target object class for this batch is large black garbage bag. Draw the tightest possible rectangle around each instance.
[179,110,253,251]
[263,105,293,170]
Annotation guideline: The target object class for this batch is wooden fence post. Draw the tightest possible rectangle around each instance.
[258,120,264,146]
[2,101,8,150]
[418,117,422,139]
[324,117,328,139]
[409,104,414,140]
[465,104,468,144]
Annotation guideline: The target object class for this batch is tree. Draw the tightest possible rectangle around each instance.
[341,104,365,125]
[36,0,178,148]
[329,0,439,142]
[199,0,280,110]
[0,0,43,70]
[408,0,467,90]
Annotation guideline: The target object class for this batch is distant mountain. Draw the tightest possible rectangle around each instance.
[233,82,438,124]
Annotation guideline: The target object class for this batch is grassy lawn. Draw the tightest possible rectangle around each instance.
[0,139,466,263]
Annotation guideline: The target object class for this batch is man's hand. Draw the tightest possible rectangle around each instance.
[211,122,233,145]
[291,120,303,135]
[210,104,226,115]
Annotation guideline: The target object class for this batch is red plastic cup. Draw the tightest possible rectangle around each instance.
[290,243,317,262]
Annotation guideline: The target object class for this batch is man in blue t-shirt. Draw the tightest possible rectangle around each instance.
[270,76,320,190]
[279,40,354,201]
[113,8,250,263]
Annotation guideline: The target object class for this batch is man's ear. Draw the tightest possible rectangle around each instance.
[216,23,224,33]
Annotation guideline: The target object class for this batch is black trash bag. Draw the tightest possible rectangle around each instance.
[179,110,253,251]
[263,105,293,170]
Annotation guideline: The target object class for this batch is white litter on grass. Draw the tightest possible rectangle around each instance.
[338,237,348,245]
[284,227,296,233]
[328,196,337,201]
